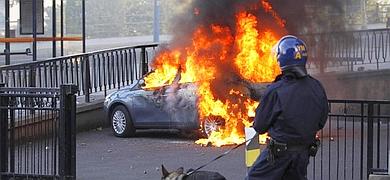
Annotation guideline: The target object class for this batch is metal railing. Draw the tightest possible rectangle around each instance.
[1,29,390,104]
[0,84,77,179]
[302,28,390,72]
[0,43,158,103]
[307,99,390,180]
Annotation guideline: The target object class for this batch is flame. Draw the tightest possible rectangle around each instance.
[260,0,286,28]
[144,2,285,147]
[144,51,181,88]
[234,12,281,83]
[259,133,269,145]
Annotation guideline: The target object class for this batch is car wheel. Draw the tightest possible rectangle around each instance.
[202,115,225,138]
[111,105,135,137]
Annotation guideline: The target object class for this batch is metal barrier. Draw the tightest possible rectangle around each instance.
[302,29,390,72]
[0,43,158,103]
[307,100,390,180]
[0,84,77,179]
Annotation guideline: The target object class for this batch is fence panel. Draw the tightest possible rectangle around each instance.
[307,100,390,180]
[302,29,390,72]
[0,84,77,180]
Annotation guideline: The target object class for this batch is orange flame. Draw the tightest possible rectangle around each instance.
[260,0,286,28]
[234,12,281,83]
[145,2,285,147]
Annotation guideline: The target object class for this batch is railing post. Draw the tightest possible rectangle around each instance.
[30,64,36,87]
[83,55,91,103]
[59,84,77,180]
[0,83,8,176]
[367,102,374,177]
[140,47,148,76]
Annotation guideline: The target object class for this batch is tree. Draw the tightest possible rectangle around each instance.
[65,0,82,35]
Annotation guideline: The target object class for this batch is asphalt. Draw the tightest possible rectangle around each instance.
[76,119,390,180]
[76,128,247,180]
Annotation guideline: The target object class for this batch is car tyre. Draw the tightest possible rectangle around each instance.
[111,105,135,137]
[201,115,225,138]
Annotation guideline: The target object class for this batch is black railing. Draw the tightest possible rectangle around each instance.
[0,84,77,179]
[0,30,390,104]
[302,28,390,73]
[0,43,158,103]
[307,99,390,180]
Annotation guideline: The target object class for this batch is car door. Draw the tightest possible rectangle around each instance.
[129,87,172,128]
[162,83,199,129]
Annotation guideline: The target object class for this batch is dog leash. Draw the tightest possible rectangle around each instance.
[186,136,256,176]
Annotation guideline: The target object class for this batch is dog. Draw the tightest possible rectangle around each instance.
[161,165,226,180]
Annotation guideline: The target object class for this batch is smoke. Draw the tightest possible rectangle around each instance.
[163,0,285,100]
[169,0,285,48]
[267,0,352,98]
[156,0,350,108]
[168,0,348,42]
[269,0,347,34]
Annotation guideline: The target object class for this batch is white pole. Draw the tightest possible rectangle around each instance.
[153,0,161,42]
[362,0,367,29]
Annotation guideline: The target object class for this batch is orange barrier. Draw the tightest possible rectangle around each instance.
[0,37,82,43]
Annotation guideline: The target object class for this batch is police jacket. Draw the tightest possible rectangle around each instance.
[253,73,328,145]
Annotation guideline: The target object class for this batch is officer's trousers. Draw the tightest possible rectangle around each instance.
[246,148,310,180]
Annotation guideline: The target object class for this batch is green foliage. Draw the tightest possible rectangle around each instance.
[65,0,82,35]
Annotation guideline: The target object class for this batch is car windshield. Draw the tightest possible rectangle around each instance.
[140,67,182,90]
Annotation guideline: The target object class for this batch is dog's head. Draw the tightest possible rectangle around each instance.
[161,165,186,180]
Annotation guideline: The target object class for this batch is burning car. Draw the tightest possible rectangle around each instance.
[105,0,286,146]
[104,70,267,138]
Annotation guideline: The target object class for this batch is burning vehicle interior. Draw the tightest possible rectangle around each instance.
[105,66,268,140]
[105,0,290,147]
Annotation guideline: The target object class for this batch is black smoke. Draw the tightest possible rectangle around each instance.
[170,0,347,40]
[162,0,349,95]
[169,0,287,48]
[269,0,348,73]
[270,0,347,34]
[162,1,349,92]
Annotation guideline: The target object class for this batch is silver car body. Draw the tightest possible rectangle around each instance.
[104,80,200,130]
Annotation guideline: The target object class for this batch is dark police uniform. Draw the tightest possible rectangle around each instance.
[246,73,328,180]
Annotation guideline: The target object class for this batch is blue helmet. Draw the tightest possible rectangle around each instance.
[275,35,308,77]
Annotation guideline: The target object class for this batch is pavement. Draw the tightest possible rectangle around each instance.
[76,118,390,180]
[76,128,247,180]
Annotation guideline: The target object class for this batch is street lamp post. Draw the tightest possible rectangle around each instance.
[82,0,86,53]
[153,0,160,42]
[362,0,367,29]
[32,0,37,62]
[5,0,10,65]
[52,0,57,57]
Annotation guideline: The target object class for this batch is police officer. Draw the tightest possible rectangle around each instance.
[246,35,329,180]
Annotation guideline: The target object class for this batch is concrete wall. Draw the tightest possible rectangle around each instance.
[76,99,107,132]
[314,69,390,100]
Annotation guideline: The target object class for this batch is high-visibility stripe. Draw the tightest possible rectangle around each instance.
[246,149,260,167]
[245,128,262,167]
